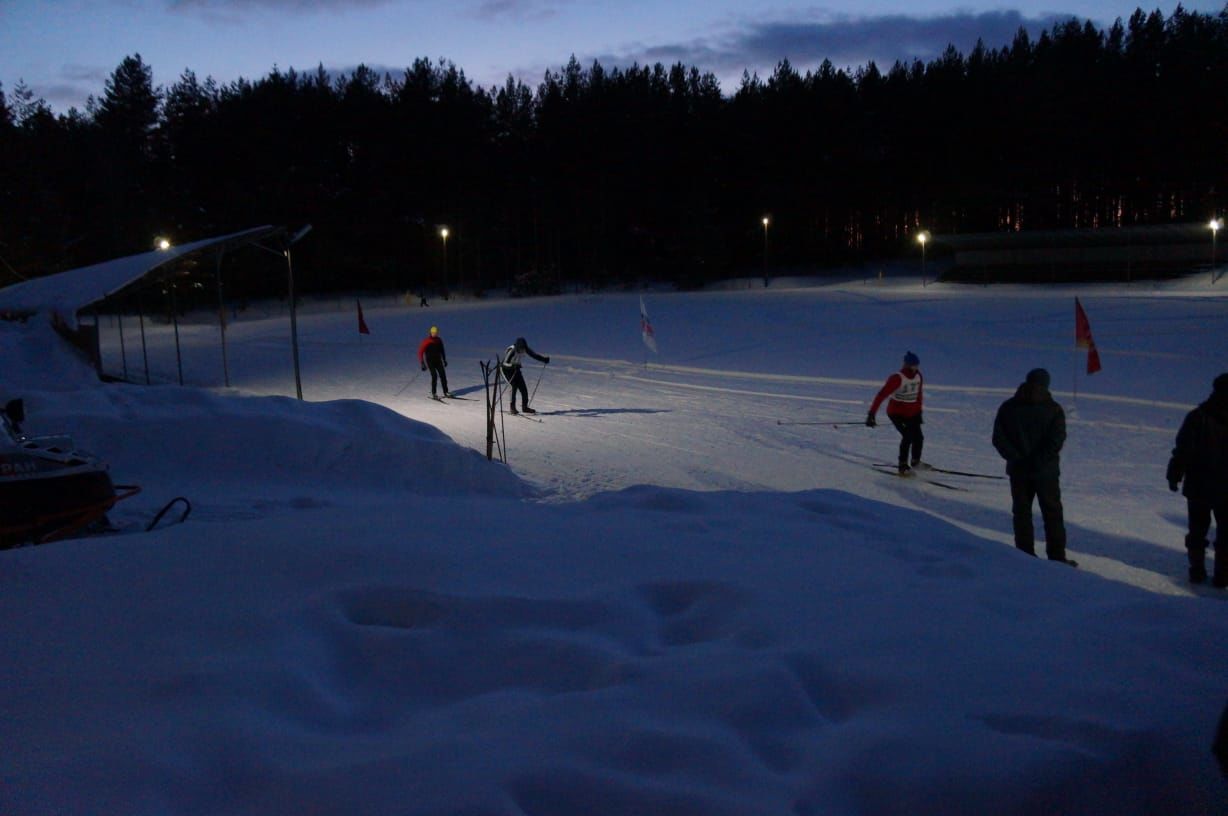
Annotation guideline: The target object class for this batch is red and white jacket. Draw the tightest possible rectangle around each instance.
[870,367,923,419]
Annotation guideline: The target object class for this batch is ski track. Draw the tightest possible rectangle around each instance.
[93,287,1219,598]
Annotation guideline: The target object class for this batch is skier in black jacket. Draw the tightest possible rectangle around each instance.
[501,337,549,414]
[1167,373,1228,585]
[992,368,1075,566]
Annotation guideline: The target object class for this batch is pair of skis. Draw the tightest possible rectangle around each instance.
[876,463,1004,480]
[870,462,1003,492]
[870,465,964,491]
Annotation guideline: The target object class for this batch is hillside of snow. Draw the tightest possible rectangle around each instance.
[3,276,1227,814]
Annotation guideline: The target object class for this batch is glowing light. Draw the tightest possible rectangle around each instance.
[155,237,171,251]
[916,231,930,246]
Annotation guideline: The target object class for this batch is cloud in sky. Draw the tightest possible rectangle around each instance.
[2,3,1148,111]
[21,65,111,112]
[594,9,1079,81]
[168,0,394,10]
[469,0,566,22]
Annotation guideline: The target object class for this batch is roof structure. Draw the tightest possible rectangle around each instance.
[928,223,1216,280]
[930,223,1212,251]
[0,226,282,323]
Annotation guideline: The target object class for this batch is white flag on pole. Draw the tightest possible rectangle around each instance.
[640,295,658,353]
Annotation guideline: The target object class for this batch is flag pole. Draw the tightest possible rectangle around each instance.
[1072,346,1078,409]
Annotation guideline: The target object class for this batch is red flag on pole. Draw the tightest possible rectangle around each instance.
[357,299,370,335]
[1074,298,1101,374]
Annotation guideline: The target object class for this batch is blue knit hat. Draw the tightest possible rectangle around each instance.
[903,351,920,366]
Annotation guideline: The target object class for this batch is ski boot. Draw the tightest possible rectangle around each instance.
[1188,537,1210,584]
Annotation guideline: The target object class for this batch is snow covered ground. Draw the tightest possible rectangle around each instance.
[3,275,1228,814]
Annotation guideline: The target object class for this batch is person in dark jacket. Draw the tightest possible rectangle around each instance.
[866,351,924,474]
[1166,373,1228,585]
[501,337,549,414]
[1213,698,1228,777]
[992,368,1075,566]
[417,325,449,398]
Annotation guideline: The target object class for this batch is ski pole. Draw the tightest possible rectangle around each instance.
[394,370,423,397]
[528,364,546,405]
[777,418,868,426]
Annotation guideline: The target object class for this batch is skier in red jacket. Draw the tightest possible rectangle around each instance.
[417,326,450,398]
[867,351,924,474]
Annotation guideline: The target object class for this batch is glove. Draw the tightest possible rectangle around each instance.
[1166,459,1183,493]
[865,412,876,428]
[421,364,426,371]
[544,356,551,365]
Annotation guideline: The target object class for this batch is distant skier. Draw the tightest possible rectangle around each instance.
[501,337,549,414]
[417,325,450,398]
[866,351,924,474]
[1166,373,1228,585]
[992,368,1075,567]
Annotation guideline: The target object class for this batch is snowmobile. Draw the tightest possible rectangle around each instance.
[0,398,140,547]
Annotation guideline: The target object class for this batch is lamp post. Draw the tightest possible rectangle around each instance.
[917,230,930,286]
[762,216,770,288]
[1210,218,1222,285]
[439,226,449,297]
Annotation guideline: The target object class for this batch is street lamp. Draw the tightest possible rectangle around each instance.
[917,230,930,286]
[439,226,449,297]
[1210,218,1222,284]
[762,216,770,288]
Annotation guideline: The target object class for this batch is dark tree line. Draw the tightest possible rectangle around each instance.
[2,5,1226,295]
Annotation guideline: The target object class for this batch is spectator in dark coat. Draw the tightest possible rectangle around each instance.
[1166,373,1228,585]
[992,368,1076,566]
[1214,699,1228,778]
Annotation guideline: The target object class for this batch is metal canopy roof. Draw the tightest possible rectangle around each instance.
[0,226,282,324]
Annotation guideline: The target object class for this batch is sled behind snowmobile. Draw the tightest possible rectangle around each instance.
[0,399,140,548]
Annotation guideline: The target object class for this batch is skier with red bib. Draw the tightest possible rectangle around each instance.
[867,351,924,474]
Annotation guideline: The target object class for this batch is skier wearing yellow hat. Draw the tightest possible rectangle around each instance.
[417,325,450,398]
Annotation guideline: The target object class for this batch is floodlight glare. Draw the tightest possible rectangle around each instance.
[155,237,171,251]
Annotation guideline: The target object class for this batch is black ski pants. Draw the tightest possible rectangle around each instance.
[889,413,924,466]
[506,368,529,409]
[427,359,448,396]
[1186,496,1228,554]
[1009,474,1067,560]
